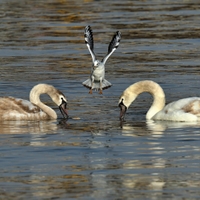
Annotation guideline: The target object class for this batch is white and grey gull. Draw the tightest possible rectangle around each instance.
[82,25,121,94]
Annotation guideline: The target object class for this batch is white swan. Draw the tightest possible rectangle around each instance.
[118,80,200,122]
[0,84,68,120]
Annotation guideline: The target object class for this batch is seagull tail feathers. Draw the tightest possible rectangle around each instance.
[82,79,112,90]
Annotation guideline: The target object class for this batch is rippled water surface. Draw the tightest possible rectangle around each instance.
[0,0,200,199]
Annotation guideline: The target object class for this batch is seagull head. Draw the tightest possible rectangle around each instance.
[93,60,101,69]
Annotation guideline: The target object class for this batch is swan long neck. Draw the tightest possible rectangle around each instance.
[29,84,57,119]
[127,81,166,119]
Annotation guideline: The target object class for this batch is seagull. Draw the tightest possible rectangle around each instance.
[82,25,121,94]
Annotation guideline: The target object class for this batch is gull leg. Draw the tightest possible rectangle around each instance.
[89,89,93,94]
[99,78,103,94]
[89,76,94,94]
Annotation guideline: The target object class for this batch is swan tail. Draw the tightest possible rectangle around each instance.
[82,79,112,90]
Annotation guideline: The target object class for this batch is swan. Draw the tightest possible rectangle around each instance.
[118,80,200,122]
[0,84,68,120]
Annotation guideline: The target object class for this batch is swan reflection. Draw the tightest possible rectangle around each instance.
[121,119,200,135]
[0,120,58,134]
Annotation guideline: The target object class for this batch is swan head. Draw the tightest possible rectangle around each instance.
[118,98,127,121]
[59,96,68,119]
[53,91,68,119]
[118,92,137,121]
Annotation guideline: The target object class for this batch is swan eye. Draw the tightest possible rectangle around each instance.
[60,97,67,109]
[60,97,65,103]
[61,97,67,102]
[59,97,68,119]
[119,98,124,107]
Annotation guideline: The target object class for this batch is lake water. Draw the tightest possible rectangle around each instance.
[0,0,200,199]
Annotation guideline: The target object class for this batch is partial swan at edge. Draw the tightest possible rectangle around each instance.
[118,80,200,122]
[0,84,68,120]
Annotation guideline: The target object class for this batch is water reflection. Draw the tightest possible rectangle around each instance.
[121,119,200,135]
[0,120,58,134]
[147,120,200,132]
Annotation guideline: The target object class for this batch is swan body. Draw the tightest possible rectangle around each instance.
[0,84,68,121]
[82,25,121,94]
[118,80,200,122]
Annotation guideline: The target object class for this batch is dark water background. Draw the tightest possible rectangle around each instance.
[0,0,200,199]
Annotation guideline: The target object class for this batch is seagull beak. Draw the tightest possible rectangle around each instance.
[93,64,97,70]
[59,100,68,119]
[119,102,127,121]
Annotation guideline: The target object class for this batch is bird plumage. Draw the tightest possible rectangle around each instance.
[0,84,68,121]
[119,80,200,122]
[83,25,121,94]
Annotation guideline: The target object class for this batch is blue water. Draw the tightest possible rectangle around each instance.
[0,0,200,199]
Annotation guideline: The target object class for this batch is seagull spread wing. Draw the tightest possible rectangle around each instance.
[102,31,121,65]
[84,25,96,64]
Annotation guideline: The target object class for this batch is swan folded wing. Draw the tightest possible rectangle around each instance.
[0,97,49,120]
[153,97,200,122]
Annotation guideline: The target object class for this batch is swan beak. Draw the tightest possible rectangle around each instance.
[119,102,127,121]
[59,100,68,119]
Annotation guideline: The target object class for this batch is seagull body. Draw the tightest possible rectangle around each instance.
[82,25,121,94]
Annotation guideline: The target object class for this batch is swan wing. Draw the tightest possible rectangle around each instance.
[153,97,200,122]
[0,97,48,120]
